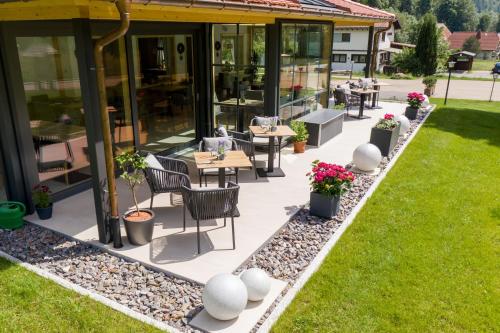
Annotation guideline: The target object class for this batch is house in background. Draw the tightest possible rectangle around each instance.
[331,21,401,74]
[448,31,500,60]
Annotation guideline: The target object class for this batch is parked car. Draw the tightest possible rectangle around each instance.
[492,62,500,74]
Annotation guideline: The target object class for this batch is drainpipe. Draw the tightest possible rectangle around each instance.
[370,21,392,78]
[94,0,130,248]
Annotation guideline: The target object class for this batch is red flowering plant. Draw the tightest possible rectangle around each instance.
[407,92,425,108]
[32,185,52,208]
[307,160,355,197]
[290,84,303,92]
[375,113,399,130]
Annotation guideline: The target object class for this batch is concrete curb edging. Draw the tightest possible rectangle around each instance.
[256,106,435,333]
[0,250,180,333]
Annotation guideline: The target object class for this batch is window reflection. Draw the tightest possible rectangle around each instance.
[17,36,91,193]
[279,23,332,123]
[212,24,266,132]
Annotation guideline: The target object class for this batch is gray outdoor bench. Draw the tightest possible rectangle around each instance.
[298,109,344,147]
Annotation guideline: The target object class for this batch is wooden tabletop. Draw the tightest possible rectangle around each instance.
[249,125,296,137]
[372,82,391,86]
[351,88,379,94]
[193,150,252,169]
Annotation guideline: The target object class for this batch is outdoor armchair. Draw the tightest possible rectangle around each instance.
[143,155,191,209]
[198,137,239,187]
[333,86,361,117]
[249,116,287,168]
[181,181,240,254]
[214,127,258,179]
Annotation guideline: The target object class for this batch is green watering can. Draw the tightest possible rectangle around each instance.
[0,201,26,230]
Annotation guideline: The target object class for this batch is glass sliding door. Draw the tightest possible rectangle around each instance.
[212,24,266,132]
[16,36,91,193]
[132,34,196,153]
[0,149,7,201]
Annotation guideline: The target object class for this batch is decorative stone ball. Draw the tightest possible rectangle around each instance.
[202,273,248,321]
[395,114,410,135]
[422,95,430,107]
[353,143,382,172]
[240,268,271,301]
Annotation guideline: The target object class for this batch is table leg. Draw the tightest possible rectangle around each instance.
[218,167,225,188]
[359,94,366,118]
[372,92,377,108]
[256,135,285,177]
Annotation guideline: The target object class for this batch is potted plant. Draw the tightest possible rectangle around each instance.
[422,76,437,96]
[290,120,309,153]
[32,185,53,220]
[369,113,401,157]
[115,151,155,246]
[290,84,303,100]
[307,161,354,218]
[405,92,425,120]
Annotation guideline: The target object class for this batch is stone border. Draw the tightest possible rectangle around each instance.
[255,106,435,333]
[0,250,180,333]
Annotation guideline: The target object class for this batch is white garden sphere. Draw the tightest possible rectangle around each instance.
[240,268,271,301]
[202,273,248,320]
[353,143,382,172]
[395,114,410,135]
[422,95,430,107]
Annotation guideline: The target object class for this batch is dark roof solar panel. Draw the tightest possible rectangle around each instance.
[299,0,336,7]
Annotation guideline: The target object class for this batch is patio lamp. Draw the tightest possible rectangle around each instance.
[444,61,456,105]
[490,73,498,102]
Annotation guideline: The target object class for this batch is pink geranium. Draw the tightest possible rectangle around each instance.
[308,160,355,197]
[407,92,425,108]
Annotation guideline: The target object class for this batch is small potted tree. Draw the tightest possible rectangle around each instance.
[32,185,53,220]
[115,151,155,246]
[422,76,437,96]
[290,120,309,153]
[405,92,425,120]
[307,160,355,218]
[369,113,400,156]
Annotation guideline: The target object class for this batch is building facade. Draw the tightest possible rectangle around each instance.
[0,0,393,243]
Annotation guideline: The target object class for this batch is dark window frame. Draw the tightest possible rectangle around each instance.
[332,53,347,63]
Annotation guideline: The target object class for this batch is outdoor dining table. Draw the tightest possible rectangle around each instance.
[249,125,296,178]
[193,150,252,188]
[350,88,379,119]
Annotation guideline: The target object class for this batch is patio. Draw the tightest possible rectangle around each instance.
[26,102,407,285]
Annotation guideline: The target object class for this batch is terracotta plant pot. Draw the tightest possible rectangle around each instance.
[293,141,306,153]
[123,208,155,245]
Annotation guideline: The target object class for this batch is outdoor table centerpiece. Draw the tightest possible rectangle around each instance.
[405,91,425,120]
[307,160,355,218]
[116,151,155,246]
[369,113,401,156]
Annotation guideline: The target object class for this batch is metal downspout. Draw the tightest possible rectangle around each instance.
[94,0,130,248]
[370,21,392,77]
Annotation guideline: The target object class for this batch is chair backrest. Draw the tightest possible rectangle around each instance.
[199,137,237,152]
[250,116,282,127]
[181,182,239,220]
[143,155,191,192]
[245,90,264,101]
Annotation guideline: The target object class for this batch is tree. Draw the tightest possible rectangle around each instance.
[399,0,415,14]
[497,14,500,32]
[478,11,495,31]
[462,36,481,54]
[435,0,479,32]
[392,48,421,73]
[417,0,432,15]
[415,13,438,76]
[394,11,420,43]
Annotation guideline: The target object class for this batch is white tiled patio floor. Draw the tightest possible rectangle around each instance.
[27,102,407,284]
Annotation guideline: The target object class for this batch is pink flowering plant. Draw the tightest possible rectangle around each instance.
[307,160,355,197]
[375,113,399,130]
[407,92,425,108]
[32,185,52,208]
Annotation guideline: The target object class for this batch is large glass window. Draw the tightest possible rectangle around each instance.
[132,35,196,153]
[17,36,91,193]
[212,24,266,132]
[279,23,332,122]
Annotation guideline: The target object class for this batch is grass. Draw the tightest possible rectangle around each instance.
[272,99,500,332]
[471,59,497,71]
[0,257,162,333]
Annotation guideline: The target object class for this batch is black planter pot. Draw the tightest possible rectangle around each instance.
[123,209,155,246]
[310,192,341,218]
[35,204,53,220]
[404,106,419,120]
[369,124,400,157]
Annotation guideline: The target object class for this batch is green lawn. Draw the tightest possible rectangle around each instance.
[0,258,161,333]
[272,99,500,332]
[471,59,497,71]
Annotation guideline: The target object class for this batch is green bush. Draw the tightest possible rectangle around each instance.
[290,120,309,143]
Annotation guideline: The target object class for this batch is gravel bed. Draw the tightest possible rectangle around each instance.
[0,108,430,333]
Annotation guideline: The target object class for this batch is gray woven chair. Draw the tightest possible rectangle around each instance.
[143,155,191,209]
[333,87,360,117]
[214,128,258,179]
[181,182,240,254]
[198,138,239,187]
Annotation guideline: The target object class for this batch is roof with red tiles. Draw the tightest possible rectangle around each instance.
[437,23,451,40]
[325,0,395,19]
[448,31,500,51]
